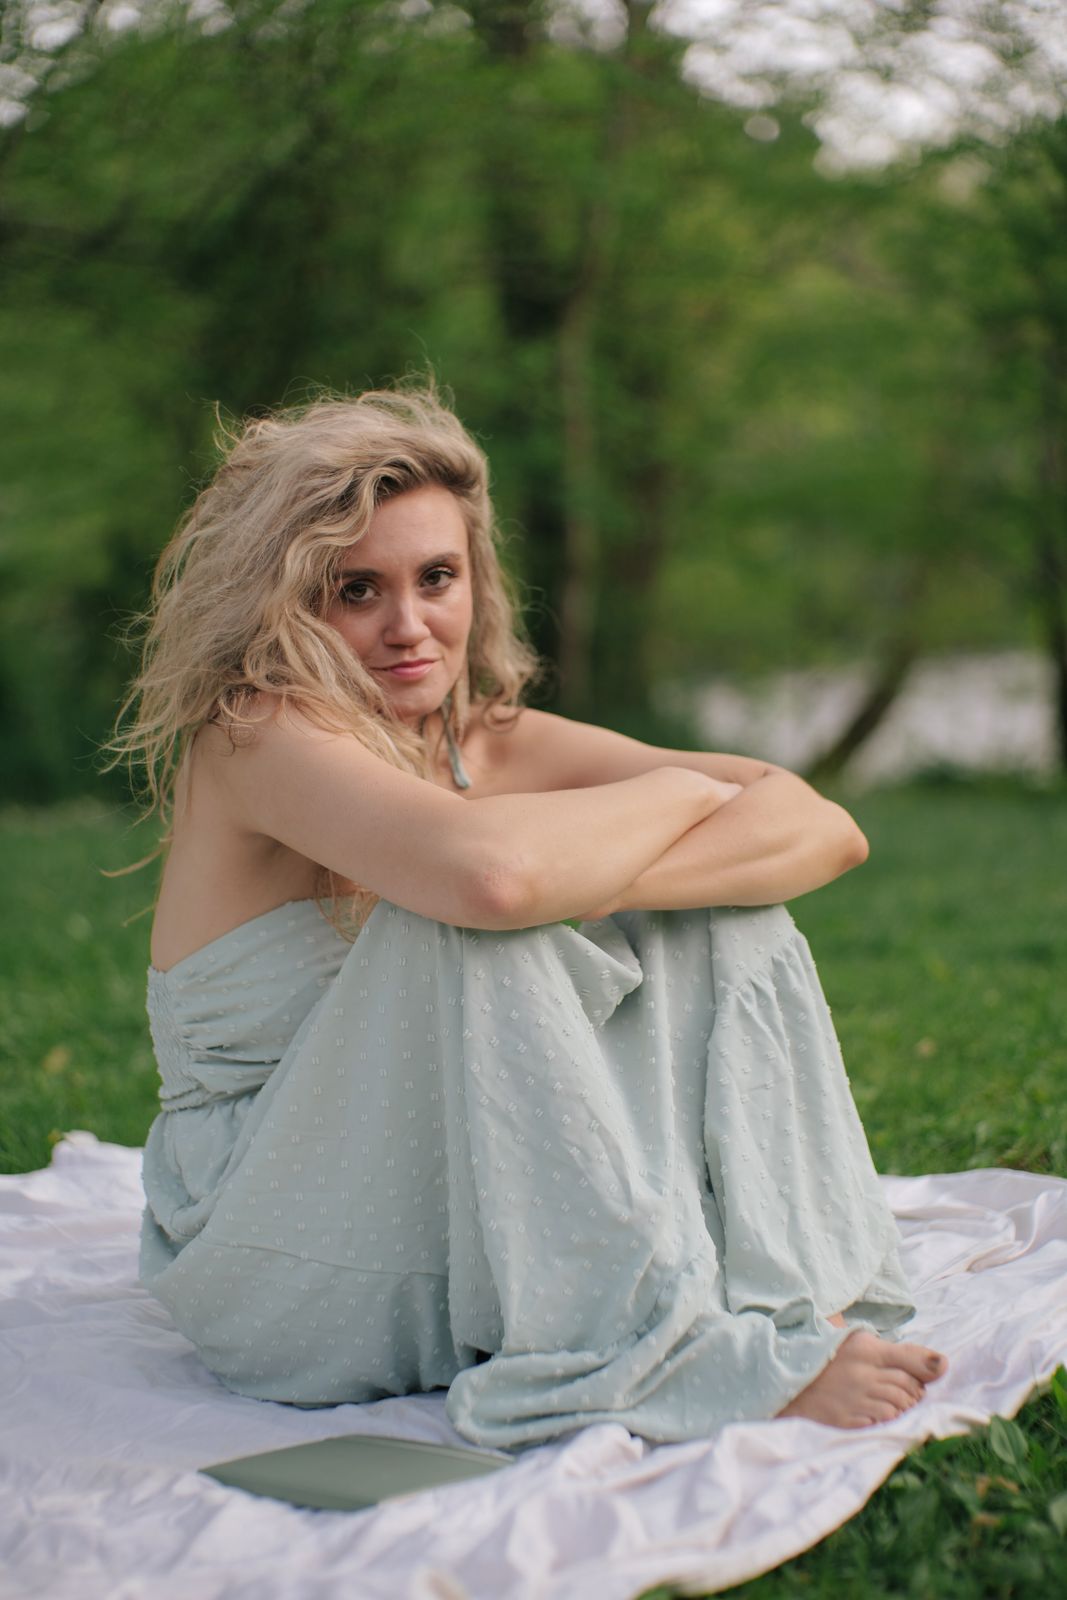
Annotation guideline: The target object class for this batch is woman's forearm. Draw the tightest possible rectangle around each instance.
[467,768,731,928]
[604,772,869,913]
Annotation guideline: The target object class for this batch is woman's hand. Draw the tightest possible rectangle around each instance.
[610,772,869,913]
[508,707,867,912]
[568,778,743,922]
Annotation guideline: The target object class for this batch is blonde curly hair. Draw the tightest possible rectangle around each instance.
[104,383,540,932]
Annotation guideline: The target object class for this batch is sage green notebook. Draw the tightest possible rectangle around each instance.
[202,1432,512,1511]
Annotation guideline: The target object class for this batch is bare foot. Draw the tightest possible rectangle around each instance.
[777,1330,947,1428]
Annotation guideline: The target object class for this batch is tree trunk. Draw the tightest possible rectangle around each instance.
[597,450,670,711]
[557,286,599,711]
[556,0,653,714]
[467,3,567,681]
[1035,345,1067,769]
[469,1,652,712]
[804,637,918,784]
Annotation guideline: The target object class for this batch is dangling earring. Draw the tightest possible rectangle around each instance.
[442,683,472,791]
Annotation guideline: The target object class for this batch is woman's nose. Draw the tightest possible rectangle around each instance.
[382,590,432,645]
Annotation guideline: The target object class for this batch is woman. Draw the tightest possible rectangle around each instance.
[110,386,946,1450]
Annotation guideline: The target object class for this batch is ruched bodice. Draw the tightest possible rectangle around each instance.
[146,901,347,1111]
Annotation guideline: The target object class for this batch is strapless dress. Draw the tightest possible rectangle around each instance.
[140,898,913,1449]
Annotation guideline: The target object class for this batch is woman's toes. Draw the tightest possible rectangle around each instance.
[778,1333,945,1431]
[886,1371,925,1405]
[880,1378,922,1413]
[884,1341,947,1383]
[864,1401,899,1426]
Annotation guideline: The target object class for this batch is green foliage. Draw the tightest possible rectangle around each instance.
[1,4,1063,797]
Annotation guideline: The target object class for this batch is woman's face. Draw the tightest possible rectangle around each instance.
[324,485,474,727]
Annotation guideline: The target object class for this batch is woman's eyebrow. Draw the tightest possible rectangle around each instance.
[339,550,465,578]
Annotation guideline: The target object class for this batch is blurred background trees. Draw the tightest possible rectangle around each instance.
[1,0,1065,800]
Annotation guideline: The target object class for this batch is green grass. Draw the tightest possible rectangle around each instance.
[790,776,1067,1180]
[637,1385,1067,1600]
[0,798,162,1171]
[2,781,1066,1596]
[706,1387,1067,1599]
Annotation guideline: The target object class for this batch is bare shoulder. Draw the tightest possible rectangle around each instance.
[197,693,343,759]
[193,694,377,796]
[469,706,606,793]
[470,706,658,792]
[479,706,779,791]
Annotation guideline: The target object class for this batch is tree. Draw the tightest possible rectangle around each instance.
[0,0,1061,797]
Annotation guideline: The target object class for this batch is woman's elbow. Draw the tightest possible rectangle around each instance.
[832,806,869,871]
[462,852,536,930]
[844,827,870,870]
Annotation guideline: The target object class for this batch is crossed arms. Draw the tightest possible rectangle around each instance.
[206,700,867,931]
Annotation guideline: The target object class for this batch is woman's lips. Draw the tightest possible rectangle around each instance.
[380,660,436,680]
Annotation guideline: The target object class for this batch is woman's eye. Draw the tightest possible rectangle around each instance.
[339,580,373,604]
[423,566,455,590]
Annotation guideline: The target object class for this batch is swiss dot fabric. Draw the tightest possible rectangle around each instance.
[141,899,913,1449]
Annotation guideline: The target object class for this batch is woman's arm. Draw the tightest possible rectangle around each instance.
[495,709,868,912]
[584,770,868,917]
[207,703,735,930]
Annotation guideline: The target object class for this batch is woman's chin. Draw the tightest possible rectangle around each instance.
[382,684,447,726]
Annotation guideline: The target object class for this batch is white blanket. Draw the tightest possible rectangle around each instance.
[2,1133,1064,1600]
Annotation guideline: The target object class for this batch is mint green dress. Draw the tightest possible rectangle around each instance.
[140,899,914,1449]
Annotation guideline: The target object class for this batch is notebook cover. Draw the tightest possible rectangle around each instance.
[202,1432,512,1511]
